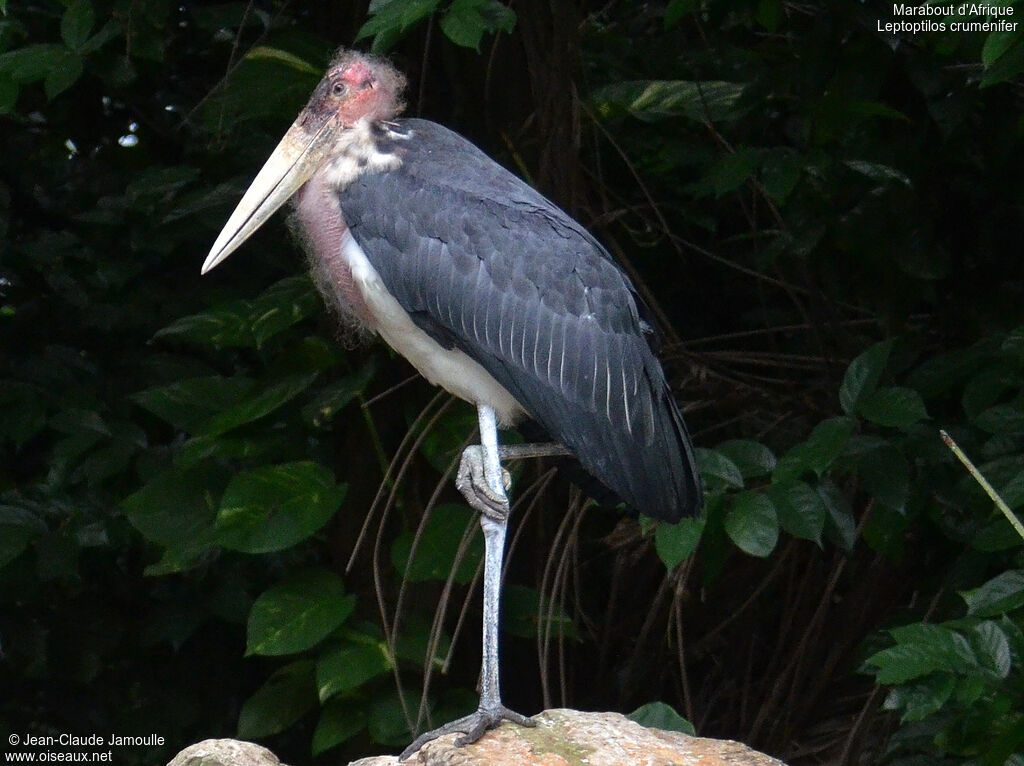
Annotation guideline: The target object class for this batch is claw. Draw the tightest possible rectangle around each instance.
[456,445,510,521]
[398,705,535,761]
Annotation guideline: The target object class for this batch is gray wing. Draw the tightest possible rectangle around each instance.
[338,119,701,521]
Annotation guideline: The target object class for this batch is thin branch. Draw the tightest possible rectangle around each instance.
[941,429,1024,542]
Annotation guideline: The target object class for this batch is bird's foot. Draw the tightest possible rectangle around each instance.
[456,445,512,521]
[398,704,536,761]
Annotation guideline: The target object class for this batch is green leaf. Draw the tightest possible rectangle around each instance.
[695,447,744,488]
[881,674,956,722]
[724,492,778,557]
[178,433,282,466]
[840,339,893,415]
[962,365,1016,419]
[157,278,320,348]
[216,462,347,554]
[971,515,1023,552]
[61,0,95,51]
[858,387,928,429]
[367,689,416,746]
[125,166,200,207]
[477,0,516,32]
[968,621,1011,679]
[756,0,781,31]
[131,376,255,434]
[843,160,911,188]
[0,45,66,82]
[439,7,485,50]
[419,406,478,473]
[317,640,392,700]
[980,37,1024,87]
[989,461,1024,508]
[0,381,47,446]
[50,407,109,436]
[703,148,760,197]
[313,698,368,755]
[891,623,974,653]
[906,344,987,400]
[960,570,1024,618]
[201,372,318,436]
[863,503,908,560]
[44,53,82,99]
[393,616,453,669]
[391,503,482,584]
[664,0,698,28]
[768,480,827,544]
[655,516,706,569]
[78,19,121,55]
[441,0,515,50]
[819,479,857,551]
[274,335,341,375]
[35,531,79,581]
[156,303,257,347]
[246,569,354,656]
[357,0,441,48]
[121,462,226,552]
[983,30,1020,68]
[250,276,322,345]
[774,417,856,481]
[715,439,777,479]
[302,364,375,427]
[760,151,803,203]
[592,80,748,123]
[1001,325,1024,358]
[866,624,975,684]
[628,701,695,735]
[501,583,576,640]
[238,660,317,738]
[196,55,319,129]
[0,525,34,569]
[245,46,320,75]
[856,445,909,512]
[0,74,17,114]
[974,404,1024,435]
[0,505,47,569]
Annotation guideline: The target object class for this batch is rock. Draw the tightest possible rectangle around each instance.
[350,709,785,766]
[167,739,287,766]
[166,710,786,766]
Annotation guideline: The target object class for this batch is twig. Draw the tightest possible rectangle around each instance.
[940,429,1024,542]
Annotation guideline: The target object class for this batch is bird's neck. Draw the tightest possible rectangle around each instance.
[292,168,372,328]
[291,119,411,332]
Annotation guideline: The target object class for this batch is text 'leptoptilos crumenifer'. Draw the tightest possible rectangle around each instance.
[203,49,702,759]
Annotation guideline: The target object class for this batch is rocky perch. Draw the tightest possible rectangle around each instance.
[168,709,786,766]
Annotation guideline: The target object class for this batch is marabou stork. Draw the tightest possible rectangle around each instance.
[204,49,702,758]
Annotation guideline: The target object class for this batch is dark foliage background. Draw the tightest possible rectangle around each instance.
[2,1,1024,764]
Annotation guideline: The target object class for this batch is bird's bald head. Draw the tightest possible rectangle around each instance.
[299,49,407,130]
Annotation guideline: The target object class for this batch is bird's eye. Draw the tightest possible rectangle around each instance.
[331,81,347,98]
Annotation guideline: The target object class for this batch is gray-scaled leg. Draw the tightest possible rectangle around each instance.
[400,405,569,760]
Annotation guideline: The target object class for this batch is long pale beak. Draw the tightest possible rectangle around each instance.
[202,118,337,274]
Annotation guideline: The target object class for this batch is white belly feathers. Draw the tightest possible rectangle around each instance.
[340,231,525,425]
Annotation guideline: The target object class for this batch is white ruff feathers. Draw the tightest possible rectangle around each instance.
[324,119,404,191]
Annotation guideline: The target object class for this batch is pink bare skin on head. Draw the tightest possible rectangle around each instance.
[296,50,407,130]
[340,60,374,88]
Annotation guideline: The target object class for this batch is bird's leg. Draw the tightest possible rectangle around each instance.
[399,405,542,761]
